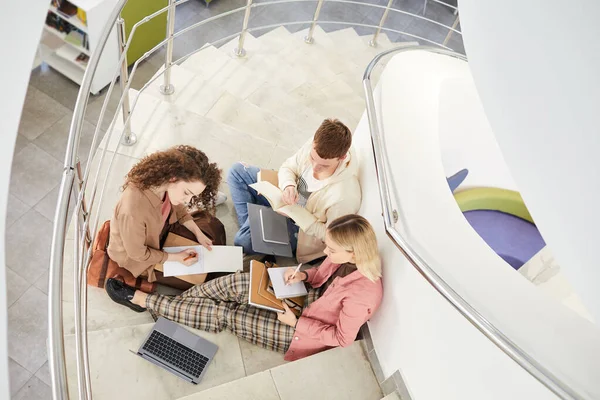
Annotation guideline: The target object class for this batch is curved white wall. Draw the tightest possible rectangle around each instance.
[438,76,517,191]
[459,0,600,323]
[359,50,600,399]
[0,1,49,395]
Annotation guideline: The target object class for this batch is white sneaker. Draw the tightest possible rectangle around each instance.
[215,191,227,206]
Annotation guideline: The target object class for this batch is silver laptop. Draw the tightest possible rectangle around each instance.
[260,208,289,245]
[248,203,293,257]
[136,317,218,384]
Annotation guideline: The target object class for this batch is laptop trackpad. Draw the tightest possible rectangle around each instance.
[173,328,199,348]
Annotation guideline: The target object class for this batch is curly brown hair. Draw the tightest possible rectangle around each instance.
[123,145,222,213]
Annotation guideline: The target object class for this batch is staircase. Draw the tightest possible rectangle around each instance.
[63,25,416,399]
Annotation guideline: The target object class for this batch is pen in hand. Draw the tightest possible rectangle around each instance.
[286,263,302,286]
[183,252,197,261]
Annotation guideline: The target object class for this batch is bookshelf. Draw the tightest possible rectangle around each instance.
[38,0,120,95]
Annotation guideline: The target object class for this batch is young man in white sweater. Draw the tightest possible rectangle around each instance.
[227,119,361,263]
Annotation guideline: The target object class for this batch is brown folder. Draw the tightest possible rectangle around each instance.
[154,233,207,286]
[258,169,279,187]
[249,260,285,313]
[249,260,304,317]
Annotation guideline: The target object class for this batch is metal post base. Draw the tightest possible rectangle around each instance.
[233,47,246,58]
[160,84,175,95]
[304,35,314,44]
[368,39,378,47]
[121,132,137,146]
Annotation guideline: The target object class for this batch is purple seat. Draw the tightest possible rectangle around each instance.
[463,210,546,270]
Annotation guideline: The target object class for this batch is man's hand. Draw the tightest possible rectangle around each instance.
[282,185,299,206]
[277,303,298,327]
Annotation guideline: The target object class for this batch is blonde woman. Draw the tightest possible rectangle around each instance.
[105,214,383,361]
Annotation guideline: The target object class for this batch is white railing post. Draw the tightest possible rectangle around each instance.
[234,0,253,57]
[304,0,325,44]
[369,0,394,47]
[116,17,137,146]
[160,0,177,95]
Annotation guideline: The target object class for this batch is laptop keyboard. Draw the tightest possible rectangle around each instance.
[142,330,209,379]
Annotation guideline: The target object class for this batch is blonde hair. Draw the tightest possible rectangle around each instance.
[327,215,381,282]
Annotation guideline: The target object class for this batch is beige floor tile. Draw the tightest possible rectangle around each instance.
[8,286,49,373]
[6,267,31,308]
[9,143,62,207]
[271,342,381,400]
[13,134,30,156]
[13,376,51,400]
[178,370,281,400]
[33,271,49,296]
[5,209,54,283]
[18,86,70,140]
[34,362,52,386]
[239,339,288,376]
[33,184,77,224]
[33,113,98,163]
[9,358,32,395]
[6,194,30,229]
[65,323,245,400]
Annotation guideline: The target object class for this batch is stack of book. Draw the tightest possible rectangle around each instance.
[249,261,306,316]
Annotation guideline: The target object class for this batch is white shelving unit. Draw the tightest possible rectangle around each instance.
[38,0,120,94]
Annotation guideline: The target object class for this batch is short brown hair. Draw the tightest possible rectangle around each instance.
[313,119,352,159]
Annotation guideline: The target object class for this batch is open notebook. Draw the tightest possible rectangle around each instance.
[162,245,242,277]
[249,261,304,316]
[267,266,308,299]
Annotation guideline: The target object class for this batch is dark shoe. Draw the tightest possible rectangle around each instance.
[105,278,146,313]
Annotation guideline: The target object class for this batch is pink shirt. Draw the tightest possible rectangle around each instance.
[284,258,383,361]
[161,193,172,225]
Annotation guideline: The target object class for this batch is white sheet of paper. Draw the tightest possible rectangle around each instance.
[162,245,242,277]
[267,267,308,299]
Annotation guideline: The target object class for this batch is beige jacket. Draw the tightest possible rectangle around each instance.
[278,140,361,262]
[107,185,192,281]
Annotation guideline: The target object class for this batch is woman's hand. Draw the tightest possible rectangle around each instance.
[282,185,299,206]
[284,268,306,285]
[175,248,198,266]
[277,303,298,327]
[196,232,213,251]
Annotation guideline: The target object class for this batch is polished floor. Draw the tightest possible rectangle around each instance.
[6,0,461,397]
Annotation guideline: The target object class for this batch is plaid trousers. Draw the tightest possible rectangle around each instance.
[145,272,320,353]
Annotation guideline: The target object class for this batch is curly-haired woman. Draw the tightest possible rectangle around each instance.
[107,145,224,292]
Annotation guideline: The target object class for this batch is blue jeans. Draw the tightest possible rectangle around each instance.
[228,162,299,255]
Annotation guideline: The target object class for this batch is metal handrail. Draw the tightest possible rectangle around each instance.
[362,46,585,400]
[48,0,465,399]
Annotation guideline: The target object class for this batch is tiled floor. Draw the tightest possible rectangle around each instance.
[6,0,460,397]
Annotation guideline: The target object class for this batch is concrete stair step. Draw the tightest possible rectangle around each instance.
[246,83,327,132]
[206,91,312,150]
[176,341,382,400]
